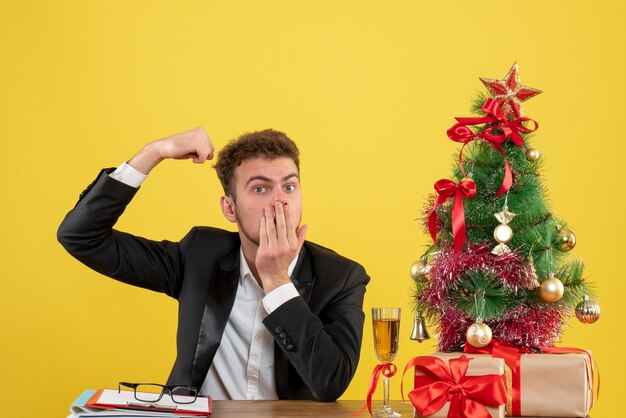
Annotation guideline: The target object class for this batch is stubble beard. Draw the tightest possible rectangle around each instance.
[238,219,260,247]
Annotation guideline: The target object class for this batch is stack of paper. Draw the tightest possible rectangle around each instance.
[68,389,212,417]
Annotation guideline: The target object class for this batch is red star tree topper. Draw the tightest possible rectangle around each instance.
[479,62,542,118]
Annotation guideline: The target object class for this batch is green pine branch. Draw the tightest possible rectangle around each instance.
[451,268,516,320]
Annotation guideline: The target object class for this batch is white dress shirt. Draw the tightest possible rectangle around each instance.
[109,162,300,399]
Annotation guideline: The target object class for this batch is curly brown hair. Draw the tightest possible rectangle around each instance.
[214,129,300,198]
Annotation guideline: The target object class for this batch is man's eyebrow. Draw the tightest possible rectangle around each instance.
[245,173,299,187]
[245,175,271,186]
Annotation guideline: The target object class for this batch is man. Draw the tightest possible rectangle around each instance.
[57,127,369,401]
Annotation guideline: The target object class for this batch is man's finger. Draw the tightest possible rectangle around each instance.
[259,214,269,249]
[265,206,277,249]
[283,203,298,246]
[275,202,287,243]
[190,127,214,163]
[192,149,214,163]
[192,152,206,163]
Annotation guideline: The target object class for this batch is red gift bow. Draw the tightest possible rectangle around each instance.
[400,355,507,418]
[428,178,476,254]
[465,340,600,416]
[447,98,539,197]
[353,363,397,416]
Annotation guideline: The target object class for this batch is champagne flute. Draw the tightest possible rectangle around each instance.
[371,307,401,418]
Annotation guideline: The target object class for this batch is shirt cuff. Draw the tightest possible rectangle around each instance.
[262,283,300,314]
[109,161,148,188]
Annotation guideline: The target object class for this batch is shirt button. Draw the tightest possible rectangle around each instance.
[279,332,287,339]
[275,327,283,334]
[250,395,256,400]
[255,335,261,341]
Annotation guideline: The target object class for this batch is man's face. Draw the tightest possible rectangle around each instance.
[223,157,303,247]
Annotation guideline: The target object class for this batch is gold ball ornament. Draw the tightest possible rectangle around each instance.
[461,175,475,186]
[575,299,601,324]
[466,322,493,348]
[540,275,565,302]
[526,147,541,161]
[410,259,431,281]
[556,228,576,251]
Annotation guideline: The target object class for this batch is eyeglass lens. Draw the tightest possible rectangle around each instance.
[132,383,198,404]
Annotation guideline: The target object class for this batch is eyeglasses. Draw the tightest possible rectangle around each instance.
[118,382,199,404]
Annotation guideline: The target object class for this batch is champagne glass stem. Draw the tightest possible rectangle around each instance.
[382,372,390,410]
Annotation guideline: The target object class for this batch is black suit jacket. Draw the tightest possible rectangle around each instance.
[57,169,370,401]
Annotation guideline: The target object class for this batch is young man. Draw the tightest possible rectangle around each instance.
[57,127,369,401]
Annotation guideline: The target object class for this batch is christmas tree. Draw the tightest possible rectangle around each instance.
[411,63,601,352]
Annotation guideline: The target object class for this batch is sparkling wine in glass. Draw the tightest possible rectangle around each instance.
[372,307,401,418]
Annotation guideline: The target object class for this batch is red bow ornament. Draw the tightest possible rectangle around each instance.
[402,355,507,418]
[447,98,538,197]
[428,178,476,254]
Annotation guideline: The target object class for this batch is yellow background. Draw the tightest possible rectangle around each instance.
[1,1,623,417]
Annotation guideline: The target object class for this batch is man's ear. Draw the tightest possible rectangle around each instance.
[220,196,237,223]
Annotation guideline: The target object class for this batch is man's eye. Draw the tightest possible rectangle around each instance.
[253,186,267,194]
[283,184,296,193]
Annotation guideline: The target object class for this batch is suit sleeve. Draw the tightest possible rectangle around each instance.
[57,169,193,298]
[262,262,369,401]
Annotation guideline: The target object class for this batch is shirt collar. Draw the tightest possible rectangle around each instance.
[239,247,299,286]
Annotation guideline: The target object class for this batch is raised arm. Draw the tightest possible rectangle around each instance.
[57,128,215,297]
[127,127,214,174]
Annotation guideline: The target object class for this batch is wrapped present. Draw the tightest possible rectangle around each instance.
[402,353,507,418]
[510,352,593,417]
[464,343,596,417]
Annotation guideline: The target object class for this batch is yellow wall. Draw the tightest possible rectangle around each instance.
[1,1,622,416]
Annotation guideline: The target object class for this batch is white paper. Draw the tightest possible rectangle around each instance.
[97,389,210,414]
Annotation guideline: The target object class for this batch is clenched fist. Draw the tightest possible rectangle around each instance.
[128,127,214,174]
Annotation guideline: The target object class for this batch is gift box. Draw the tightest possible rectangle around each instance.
[459,345,595,417]
[407,352,507,418]
[507,352,594,417]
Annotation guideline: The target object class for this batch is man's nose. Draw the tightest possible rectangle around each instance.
[273,198,288,206]
[273,189,288,204]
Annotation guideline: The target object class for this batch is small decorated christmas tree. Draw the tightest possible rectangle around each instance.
[410,63,601,352]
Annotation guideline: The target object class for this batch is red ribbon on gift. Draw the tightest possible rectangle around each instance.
[353,363,397,416]
[400,355,507,418]
[465,340,528,416]
[428,178,476,254]
[447,98,539,197]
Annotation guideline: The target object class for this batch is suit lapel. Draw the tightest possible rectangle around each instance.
[191,249,240,388]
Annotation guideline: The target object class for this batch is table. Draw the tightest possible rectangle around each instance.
[211,400,409,417]
[210,400,590,417]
